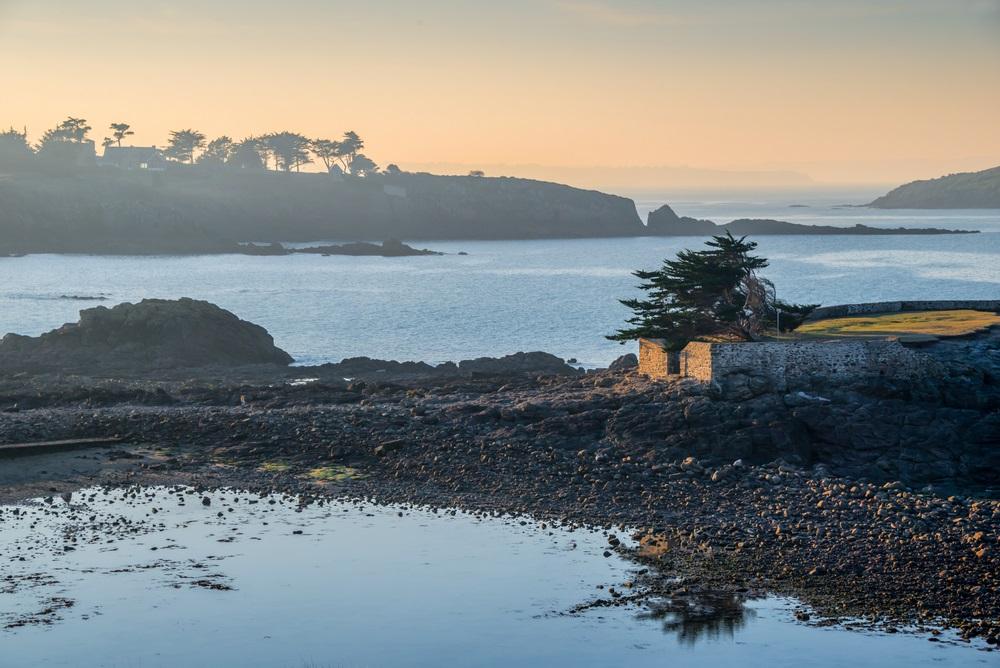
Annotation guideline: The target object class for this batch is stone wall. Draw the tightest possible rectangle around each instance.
[808,300,1000,321]
[678,342,713,380]
[690,339,930,386]
[639,338,935,387]
[638,338,671,377]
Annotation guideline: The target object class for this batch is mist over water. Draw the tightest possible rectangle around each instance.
[1,196,997,367]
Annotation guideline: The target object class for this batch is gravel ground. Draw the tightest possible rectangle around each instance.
[0,368,997,647]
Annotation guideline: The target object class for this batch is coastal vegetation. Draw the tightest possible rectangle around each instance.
[2,117,382,177]
[797,309,1000,339]
[609,233,815,349]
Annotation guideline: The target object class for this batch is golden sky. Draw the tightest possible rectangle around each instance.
[1,0,998,187]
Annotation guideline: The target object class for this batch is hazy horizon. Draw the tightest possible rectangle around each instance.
[2,0,998,190]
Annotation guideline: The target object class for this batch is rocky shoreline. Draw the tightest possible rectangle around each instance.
[1,360,997,647]
[1,298,998,645]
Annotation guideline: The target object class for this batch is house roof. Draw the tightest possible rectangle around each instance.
[101,146,163,160]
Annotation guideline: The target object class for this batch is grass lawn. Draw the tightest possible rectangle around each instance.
[797,309,1000,340]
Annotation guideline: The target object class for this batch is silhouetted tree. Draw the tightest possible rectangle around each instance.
[349,153,378,177]
[468,169,485,177]
[101,137,115,149]
[339,130,364,171]
[198,136,235,166]
[384,163,402,176]
[164,129,206,164]
[262,132,312,172]
[109,122,134,147]
[35,117,95,166]
[609,232,815,349]
[0,127,33,167]
[310,138,343,172]
[37,117,92,150]
[228,137,264,170]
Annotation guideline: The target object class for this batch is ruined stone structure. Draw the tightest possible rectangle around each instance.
[637,300,997,386]
[638,337,934,386]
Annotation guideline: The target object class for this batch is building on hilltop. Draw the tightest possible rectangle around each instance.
[99,146,167,171]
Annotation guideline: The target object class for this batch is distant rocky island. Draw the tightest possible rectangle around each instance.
[239,239,443,257]
[645,204,978,236]
[868,165,1000,209]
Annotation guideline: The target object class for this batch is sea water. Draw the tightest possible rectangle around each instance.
[0,195,997,367]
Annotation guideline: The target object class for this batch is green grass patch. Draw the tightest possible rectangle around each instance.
[305,465,367,482]
[797,309,1000,339]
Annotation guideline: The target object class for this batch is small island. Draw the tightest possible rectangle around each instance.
[645,204,978,236]
[239,239,444,257]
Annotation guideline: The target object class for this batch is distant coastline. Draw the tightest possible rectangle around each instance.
[0,165,985,256]
[868,165,1000,209]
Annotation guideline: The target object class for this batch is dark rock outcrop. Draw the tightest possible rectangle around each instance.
[644,209,977,236]
[309,351,580,380]
[0,298,293,373]
[458,352,580,376]
[724,219,977,236]
[295,239,443,257]
[239,240,444,257]
[609,353,638,370]
[645,205,718,236]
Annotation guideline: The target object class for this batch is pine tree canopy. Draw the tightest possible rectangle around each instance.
[608,232,816,350]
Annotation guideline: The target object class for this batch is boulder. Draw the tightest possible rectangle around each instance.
[458,352,580,376]
[609,353,638,371]
[316,357,438,377]
[0,298,293,373]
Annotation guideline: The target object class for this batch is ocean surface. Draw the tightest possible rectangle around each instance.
[1,487,991,667]
[1,192,998,367]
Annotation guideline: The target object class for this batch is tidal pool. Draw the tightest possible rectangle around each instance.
[0,487,991,667]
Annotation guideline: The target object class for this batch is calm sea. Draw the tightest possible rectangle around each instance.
[2,192,998,367]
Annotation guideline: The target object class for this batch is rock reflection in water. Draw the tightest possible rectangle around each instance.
[639,591,754,645]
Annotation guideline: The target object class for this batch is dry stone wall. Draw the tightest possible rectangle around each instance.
[639,338,935,386]
[688,340,930,385]
[638,338,671,377]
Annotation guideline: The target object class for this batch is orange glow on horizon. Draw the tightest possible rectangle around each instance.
[1,0,997,188]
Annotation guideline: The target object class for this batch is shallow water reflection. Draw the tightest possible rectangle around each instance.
[640,591,755,645]
[0,486,991,667]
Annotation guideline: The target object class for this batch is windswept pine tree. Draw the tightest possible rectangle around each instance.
[609,232,815,350]
[109,122,134,147]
